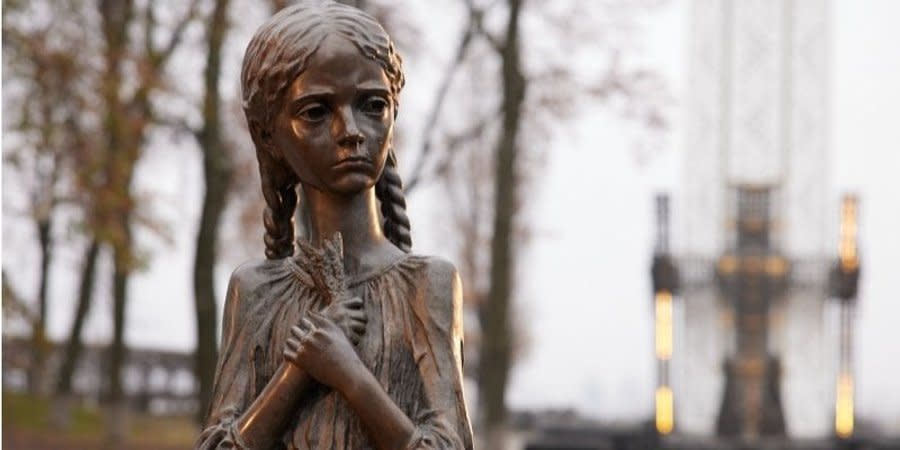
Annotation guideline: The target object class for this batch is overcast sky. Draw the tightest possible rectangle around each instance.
[3,0,898,432]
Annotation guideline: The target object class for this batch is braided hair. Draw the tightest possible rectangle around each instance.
[375,150,412,252]
[258,150,299,259]
[241,0,412,258]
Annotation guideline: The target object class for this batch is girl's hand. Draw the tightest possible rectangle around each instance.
[320,296,366,345]
[283,312,363,391]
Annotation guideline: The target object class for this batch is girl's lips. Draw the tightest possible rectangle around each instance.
[332,157,373,170]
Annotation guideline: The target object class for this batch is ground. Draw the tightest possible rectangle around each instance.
[2,391,197,450]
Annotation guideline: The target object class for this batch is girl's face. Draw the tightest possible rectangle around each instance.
[270,34,394,196]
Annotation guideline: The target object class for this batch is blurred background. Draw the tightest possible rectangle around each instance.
[2,0,899,449]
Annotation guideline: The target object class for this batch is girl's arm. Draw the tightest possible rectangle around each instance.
[232,362,312,449]
[401,259,473,449]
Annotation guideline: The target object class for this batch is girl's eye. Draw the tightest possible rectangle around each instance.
[361,96,388,116]
[298,103,329,122]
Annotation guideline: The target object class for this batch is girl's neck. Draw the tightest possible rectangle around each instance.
[304,185,393,274]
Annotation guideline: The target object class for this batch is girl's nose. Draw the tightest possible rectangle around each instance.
[335,106,365,147]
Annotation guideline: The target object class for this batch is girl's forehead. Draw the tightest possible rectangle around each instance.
[289,36,389,90]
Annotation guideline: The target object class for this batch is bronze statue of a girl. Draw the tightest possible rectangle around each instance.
[195,2,473,449]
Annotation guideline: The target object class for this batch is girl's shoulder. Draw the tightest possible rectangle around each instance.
[222,258,291,315]
[407,254,463,326]
[417,255,460,290]
[228,258,284,292]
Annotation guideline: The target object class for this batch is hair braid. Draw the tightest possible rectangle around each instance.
[260,154,299,259]
[375,151,412,252]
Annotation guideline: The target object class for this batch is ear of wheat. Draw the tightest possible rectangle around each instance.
[296,233,347,305]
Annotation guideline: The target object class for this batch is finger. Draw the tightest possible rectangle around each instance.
[343,297,364,309]
[350,316,366,326]
[291,325,307,339]
[314,312,342,333]
[283,349,298,361]
[348,310,366,322]
[286,337,300,349]
[301,317,316,331]
[321,307,341,323]
[292,329,310,342]
[309,311,329,327]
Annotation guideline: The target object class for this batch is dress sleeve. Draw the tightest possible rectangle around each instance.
[406,258,475,450]
[195,270,256,450]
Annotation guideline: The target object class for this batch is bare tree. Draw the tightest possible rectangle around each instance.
[192,0,234,424]
[2,0,97,395]
[95,1,140,443]
[479,1,525,445]
[95,0,199,443]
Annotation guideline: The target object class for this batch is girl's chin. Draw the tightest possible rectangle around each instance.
[327,174,377,195]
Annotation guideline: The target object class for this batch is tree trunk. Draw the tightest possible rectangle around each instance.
[52,239,100,427]
[98,1,135,446]
[56,239,101,396]
[30,217,52,394]
[193,0,232,424]
[106,228,132,445]
[478,0,525,446]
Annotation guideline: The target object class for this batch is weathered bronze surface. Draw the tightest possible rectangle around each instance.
[195,2,473,448]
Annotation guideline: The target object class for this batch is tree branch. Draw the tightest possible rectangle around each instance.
[147,0,202,69]
[432,113,497,178]
[143,0,158,63]
[404,0,483,192]
[2,269,37,326]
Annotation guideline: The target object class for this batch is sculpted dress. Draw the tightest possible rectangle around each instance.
[196,250,473,450]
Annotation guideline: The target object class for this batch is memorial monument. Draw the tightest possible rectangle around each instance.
[195,2,473,448]
[650,0,861,445]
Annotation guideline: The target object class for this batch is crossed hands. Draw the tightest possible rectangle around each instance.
[283,296,367,390]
